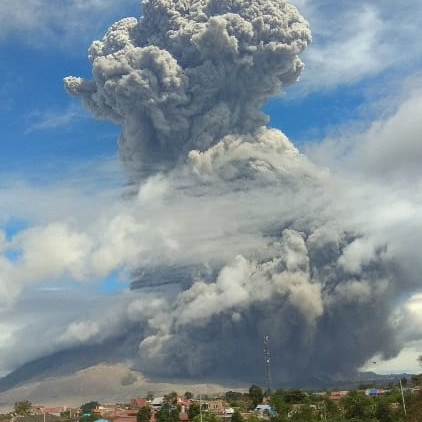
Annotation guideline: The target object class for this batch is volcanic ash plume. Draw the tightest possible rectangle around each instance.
[63,0,405,384]
[65,0,311,176]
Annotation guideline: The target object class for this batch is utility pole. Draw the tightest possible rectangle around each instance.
[399,379,407,416]
[263,335,272,395]
[322,400,327,422]
[199,393,202,422]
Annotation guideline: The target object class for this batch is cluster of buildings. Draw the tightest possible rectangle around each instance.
[326,385,422,401]
[16,385,422,422]
[25,395,267,422]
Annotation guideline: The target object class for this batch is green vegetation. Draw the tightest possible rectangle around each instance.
[187,402,200,420]
[13,401,31,416]
[60,410,72,419]
[78,401,101,422]
[248,385,264,409]
[265,385,420,422]
[340,390,375,420]
[407,390,422,421]
[231,410,244,422]
[225,384,266,411]
[245,416,260,422]
[270,389,308,419]
[224,391,252,411]
[320,395,343,422]
[6,369,422,422]
[288,404,319,422]
[192,413,220,422]
[156,404,179,422]
[80,401,99,414]
[411,373,422,385]
[137,405,152,422]
[163,392,179,406]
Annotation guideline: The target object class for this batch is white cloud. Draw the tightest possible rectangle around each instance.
[0,287,133,374]
[356,92,422,180]
[25,104,87,133]
[306,5,384,84]
[0,156,123,227]
[305,76,422,183]
[0,0,138,48]
[361,345,422,375]
[289,0,422,93]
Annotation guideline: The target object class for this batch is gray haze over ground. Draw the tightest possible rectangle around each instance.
[0,363,234,412]
[1,0,422,388]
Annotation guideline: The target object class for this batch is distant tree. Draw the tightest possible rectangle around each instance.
[411,373,422,386]
[407,390,422,422]
[374,396,397,422]
[156,405,179,422]
[164,392,179,405]
[268,413,287,422]
[320,397,341,422]
[289,404,318,422]
[79,413,101,422]
[270,390,291,418]
[192,413,221,422]
[340,391,375,420]
[184,392,193,400]
[147,391,154,401]
[80,401,99,414]
[225,392,243,402]
[13,400,31,416]
[245,416,261,422]
[224,391,250,411]
[357,383,375,390]
[231,410,243,422]
[279,390,307,405]
[137,406,152,422]
[418,355,422,368]
[188,402,200,420]
[60,410,72,419]
[248,385,263,408]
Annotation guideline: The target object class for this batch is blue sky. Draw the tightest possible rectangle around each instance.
[1,0,422,380]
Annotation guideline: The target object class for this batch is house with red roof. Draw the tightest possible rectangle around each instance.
[130,398,149,410]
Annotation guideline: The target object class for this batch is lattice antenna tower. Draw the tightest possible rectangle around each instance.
[263,335,272,395]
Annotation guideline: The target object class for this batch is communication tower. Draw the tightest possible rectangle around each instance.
[263,335,272,395]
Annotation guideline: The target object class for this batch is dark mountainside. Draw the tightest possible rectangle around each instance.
[0,333,139,393]
[0,352,412,394]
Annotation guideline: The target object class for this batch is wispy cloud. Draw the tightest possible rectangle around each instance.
[0,0,138,48]
[289,0,422,94]
[25,104,86,134]
[0,155,123,228]
[305,75,422,183]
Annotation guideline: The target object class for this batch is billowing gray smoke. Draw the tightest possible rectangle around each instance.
[63,0,404,384]
[65,0,310,176]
